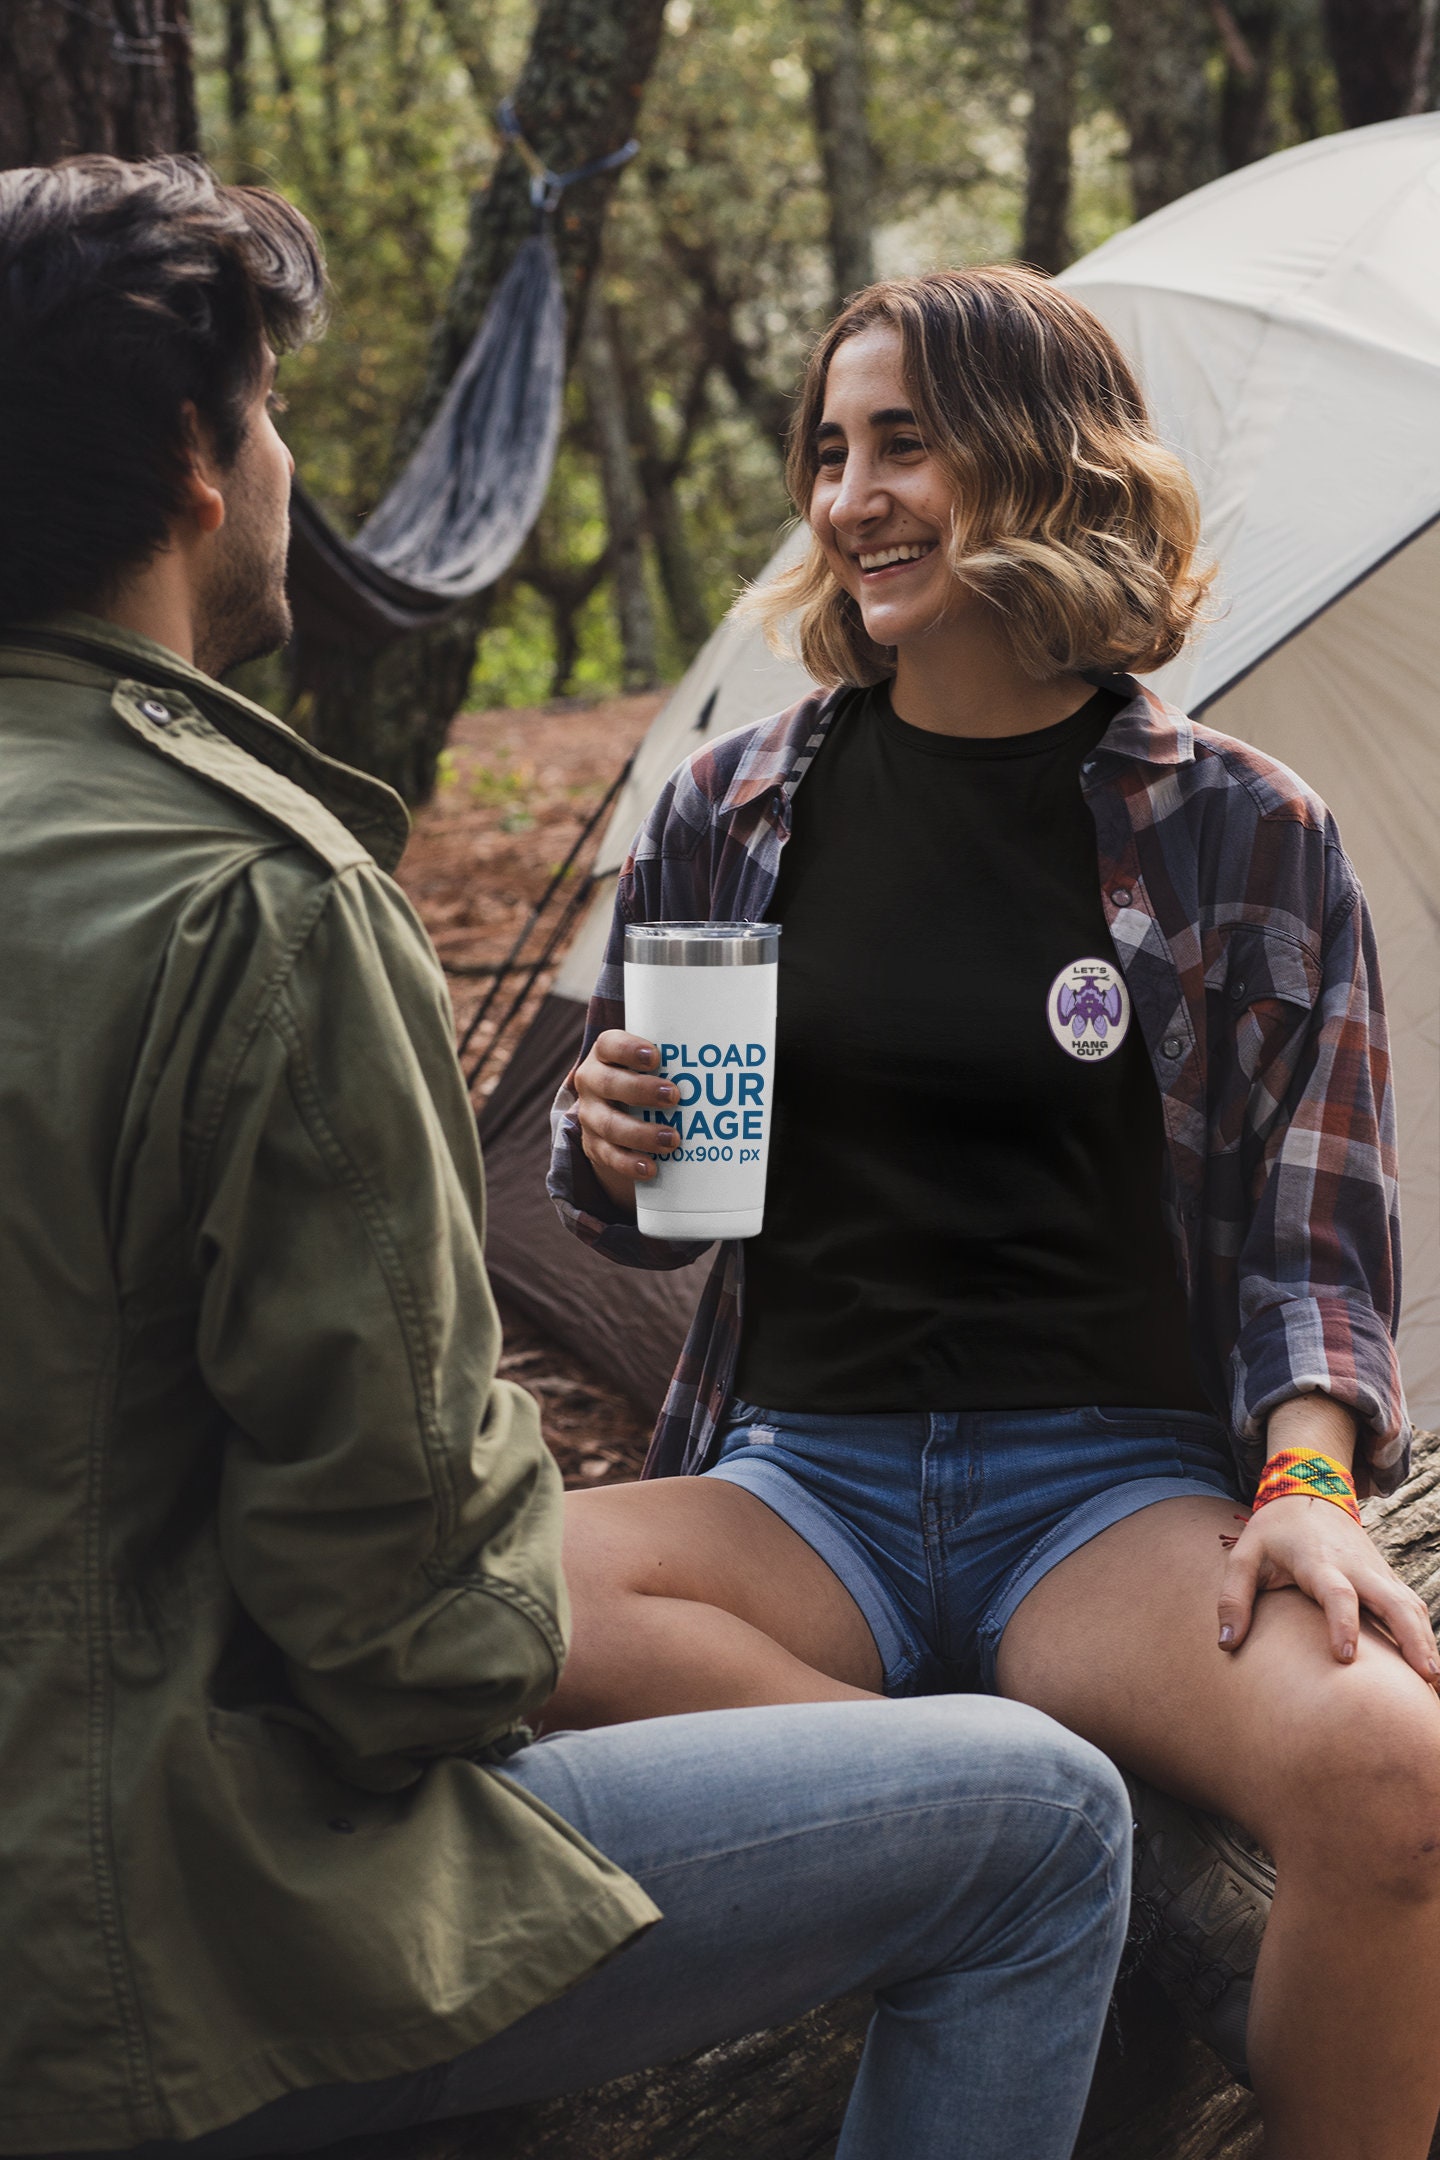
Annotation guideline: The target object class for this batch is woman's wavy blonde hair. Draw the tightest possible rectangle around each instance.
[753,265,1212,685]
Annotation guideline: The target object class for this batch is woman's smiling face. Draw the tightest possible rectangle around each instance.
[808,323,966,653]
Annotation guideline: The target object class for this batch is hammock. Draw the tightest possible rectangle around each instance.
[287,112,636,653]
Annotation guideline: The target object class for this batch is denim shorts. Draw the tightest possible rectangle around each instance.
[707,1401,1240,1694]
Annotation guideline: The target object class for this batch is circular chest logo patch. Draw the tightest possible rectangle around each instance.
[1046,958,1131,1062]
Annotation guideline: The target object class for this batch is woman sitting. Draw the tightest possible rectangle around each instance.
[546,265,1440,2160]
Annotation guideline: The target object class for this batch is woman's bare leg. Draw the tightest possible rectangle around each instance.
[544,1479,884,1728]
[996,1494,1440,2160]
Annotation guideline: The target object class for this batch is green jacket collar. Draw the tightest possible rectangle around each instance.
[0,612,411,873]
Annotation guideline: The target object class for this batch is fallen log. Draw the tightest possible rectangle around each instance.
[321,1978,1261,2160]
[320,1434,1440,2160]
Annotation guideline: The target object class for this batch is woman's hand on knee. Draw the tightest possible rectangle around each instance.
[1216,1497,1440,1685]
[573,1030,682,1209]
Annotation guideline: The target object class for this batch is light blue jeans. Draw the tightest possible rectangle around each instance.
[136,1698,1131,2160]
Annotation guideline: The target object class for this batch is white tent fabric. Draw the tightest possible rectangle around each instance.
[495,116,1440,1426]
[1071,113,1440,714]
[1212,526,1440,1427]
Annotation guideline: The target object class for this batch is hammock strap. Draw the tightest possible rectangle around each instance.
[497,96,640,216]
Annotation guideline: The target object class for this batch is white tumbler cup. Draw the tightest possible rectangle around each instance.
[624,921,779,1241]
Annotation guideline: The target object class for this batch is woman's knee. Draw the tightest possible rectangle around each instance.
[1267,1664,1440,1904]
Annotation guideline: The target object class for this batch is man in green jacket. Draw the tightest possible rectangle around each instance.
[0,154,1131,2159]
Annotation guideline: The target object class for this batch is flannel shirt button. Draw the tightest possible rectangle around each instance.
[1081,757,1097,776]
[138,698,172,726]
[1161,1034,1184,1059]
[1229,977,1247,1001]
[1110,886,1132,908]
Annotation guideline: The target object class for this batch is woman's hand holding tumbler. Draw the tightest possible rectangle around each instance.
[574,1031,681,1211]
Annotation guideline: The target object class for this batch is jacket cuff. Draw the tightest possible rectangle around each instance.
[1230,1294,1411,1498]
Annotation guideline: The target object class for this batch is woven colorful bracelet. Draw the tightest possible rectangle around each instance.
[1252,1446,1361,1525]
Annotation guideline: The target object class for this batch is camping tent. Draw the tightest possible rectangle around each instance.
[479,112,1440,1432]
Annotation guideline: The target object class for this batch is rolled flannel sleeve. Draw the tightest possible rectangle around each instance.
[1229,866,1410,1496]
[547,824,713,1275]
[194,870,569,1786]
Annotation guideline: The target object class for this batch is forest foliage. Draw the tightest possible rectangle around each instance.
[190,0,1370,708]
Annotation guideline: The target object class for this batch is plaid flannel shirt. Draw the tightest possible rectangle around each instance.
[549,678,1410,1499]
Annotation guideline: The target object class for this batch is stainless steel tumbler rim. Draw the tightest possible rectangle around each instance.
[624,921,780,966]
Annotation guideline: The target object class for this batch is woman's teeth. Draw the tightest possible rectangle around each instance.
[857,542,934,570]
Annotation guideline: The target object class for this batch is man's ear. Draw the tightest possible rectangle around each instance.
[178,401,227,538]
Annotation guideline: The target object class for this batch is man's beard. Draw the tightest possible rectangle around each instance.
[193,509,293,681]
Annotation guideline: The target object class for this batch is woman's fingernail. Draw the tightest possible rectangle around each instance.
[661,1084,678,1103]
[635,1159,652,1177]
[636,1047,653,1063]
[1429,1658,1439,1677]
[1341,1641,1356,1663]
[1219,1625,1235,1647]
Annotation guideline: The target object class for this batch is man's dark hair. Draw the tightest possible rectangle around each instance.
[0,155,325,625]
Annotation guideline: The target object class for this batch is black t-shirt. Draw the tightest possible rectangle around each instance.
[733,683,1209,1413]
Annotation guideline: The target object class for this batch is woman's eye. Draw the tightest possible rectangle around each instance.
[816,446,846,469]
[888,435,924,456]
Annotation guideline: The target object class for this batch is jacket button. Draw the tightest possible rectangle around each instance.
[327,1817,356,1834]
[1161,1035,1184,1059]
[1081,757,1097,776]
[139,698,172,725]
[1229,977,1247,1001]
[1110,886,1132,908]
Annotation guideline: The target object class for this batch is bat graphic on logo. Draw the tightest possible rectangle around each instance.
[1057,973,1125,1040]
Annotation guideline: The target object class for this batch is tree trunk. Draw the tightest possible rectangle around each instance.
[301,0,670,801]
[427,0,502,110]
[539,579,587,702]
[1417,0,1440,109]
[549,600,583,701]
[0,0,197,168]
[1283,7,1325,140]
[1106,0,1220,220]
[1021,0,1077,273]
[656,227,794,453]
[224,0,251,128]
[1323,0,1426,124]
[806,0,877,312]
[518,542,609,699]
[1217,0,1277,171]
[612,321,712,661]
[583,293,661,691]
[253,0,296,99]
[638,458,711,664]
[319,0,343,177]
